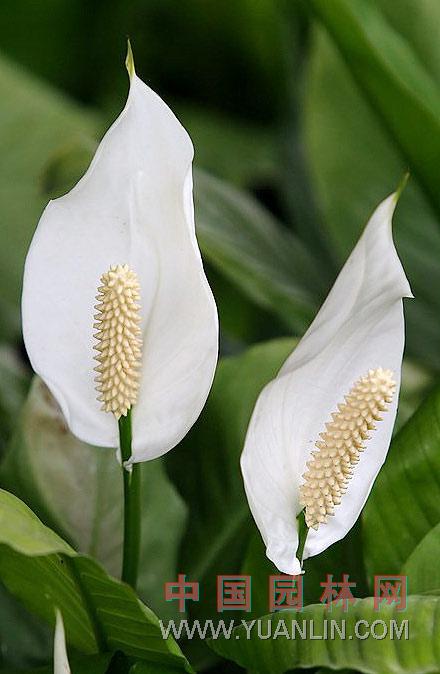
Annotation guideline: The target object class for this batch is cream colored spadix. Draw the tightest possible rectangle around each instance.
[94,264,142,418]
[22,49,218,463]
[300,368,396,530]
[241,191,412,575]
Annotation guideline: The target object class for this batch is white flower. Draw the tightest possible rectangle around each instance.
[241,192,412,575]
[54,610,70,674]
[22,50,218,464]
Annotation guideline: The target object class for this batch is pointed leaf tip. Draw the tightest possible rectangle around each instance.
[125,39,135,79]
[394,171,410,203]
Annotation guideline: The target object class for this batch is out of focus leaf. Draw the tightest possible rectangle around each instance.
[379,0,440,83]
[208,596,435,674]
[0,377,187,621]
[180,106,277,189]
[0,344,29,448]
[195,170,323,335]
[0,489,191,669]
[402,522,440,594]
[307,0,440,217]
[167,338,296,623]
[396,359,433,430]
[363,384,440,578]
[0,582,51,670]
[303,21,440,369]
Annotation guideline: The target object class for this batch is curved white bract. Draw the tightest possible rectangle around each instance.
[241,193,412,574]
[22,57,218,463]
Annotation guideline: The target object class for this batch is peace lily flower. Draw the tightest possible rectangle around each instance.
[241,191,412,575]
[54,610,70,674]
[22,49,218,464]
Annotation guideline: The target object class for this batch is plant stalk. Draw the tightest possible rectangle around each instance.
[118,409,141,590]
[297,509,309,569]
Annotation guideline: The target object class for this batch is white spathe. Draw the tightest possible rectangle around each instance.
[54,610,70,674]
[241,193,412,575]
[22,56,218,463]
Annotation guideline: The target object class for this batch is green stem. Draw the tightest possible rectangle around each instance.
[296,509,309,569]
[118,409,141,590]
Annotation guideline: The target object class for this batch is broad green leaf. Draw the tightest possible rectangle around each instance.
[180,106,277,189]
[208,595,436,674]
[0,582,52,670]
[0,344,29,449]
[303,21,440,369]
[379,0,440,84]
[307,0,440,217]
[166,338,296,622]
[0,489,72,557]
[363,385,440,578]
[195,170,323,335]
[397,360,434,431]
[0,377,187,621]
[402,522,440,594]
[0,489,191,669]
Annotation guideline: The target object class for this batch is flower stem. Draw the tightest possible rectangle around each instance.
[118,409,141,590]
[297,509,309,569]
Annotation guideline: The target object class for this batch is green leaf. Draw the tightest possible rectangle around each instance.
[195,170,323,335]
[0,582,52,670]
[307,0,440,218]
[0,377,187,622]
[402,522,440,594]
[0,489,191,669]
[0,489,73,557]
[303,17,440,369]
[180,106,277,189]
[208,595,437,674]
[0,344,29,449]
[397,359,434,431]
[166,338,296,622]
[363,384,440,578]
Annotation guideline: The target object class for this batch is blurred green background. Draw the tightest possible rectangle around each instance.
[1,0,440,364]
[0,1,440,672]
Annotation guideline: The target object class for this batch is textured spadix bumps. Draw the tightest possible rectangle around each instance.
[94,264,142,418]
[22,54,218,463]
[300,368,396,529]
[241,192,412,575]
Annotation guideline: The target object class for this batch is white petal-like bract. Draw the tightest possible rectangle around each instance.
[22,59,218,462]
[241,193,412,574]
[54,610,70,674]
